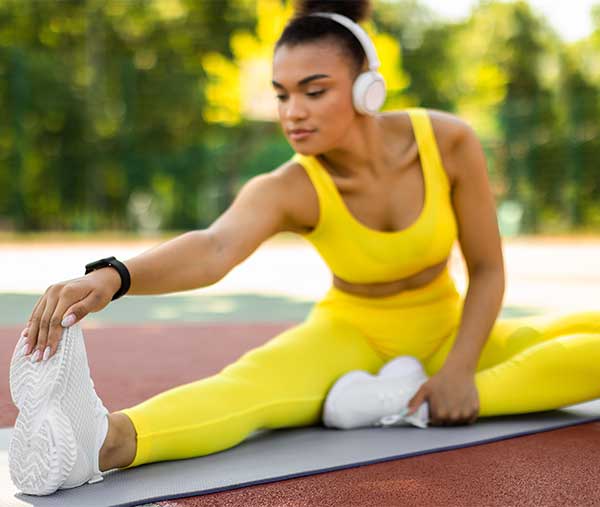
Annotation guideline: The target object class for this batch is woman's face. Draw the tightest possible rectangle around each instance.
[272,41,357,155]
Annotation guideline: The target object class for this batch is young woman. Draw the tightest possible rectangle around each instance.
[9,0,600,496]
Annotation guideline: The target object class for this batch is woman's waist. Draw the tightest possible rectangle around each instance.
[308,269,462,355]
[322,264,460,309]
[331,260,449,299]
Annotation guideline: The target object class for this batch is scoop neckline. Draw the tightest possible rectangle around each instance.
[309,113,429,236]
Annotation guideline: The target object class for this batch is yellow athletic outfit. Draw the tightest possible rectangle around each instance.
[118,108,600,469]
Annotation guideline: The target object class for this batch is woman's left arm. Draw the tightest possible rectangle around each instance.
[407,115,505,425]
[443,118,505,372]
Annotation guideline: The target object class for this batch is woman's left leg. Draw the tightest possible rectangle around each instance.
[424,311,600,416]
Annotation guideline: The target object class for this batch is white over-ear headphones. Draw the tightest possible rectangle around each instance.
[310,12,386,115]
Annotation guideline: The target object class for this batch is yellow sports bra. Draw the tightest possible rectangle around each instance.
[292,108,458,284]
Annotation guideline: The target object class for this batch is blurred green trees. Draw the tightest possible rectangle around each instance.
[1,0,599,234]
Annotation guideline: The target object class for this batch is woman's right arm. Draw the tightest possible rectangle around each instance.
[22,170,294,362]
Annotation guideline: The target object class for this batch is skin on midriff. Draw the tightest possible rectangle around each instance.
[332,258,448,298]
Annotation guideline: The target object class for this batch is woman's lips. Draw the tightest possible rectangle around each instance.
[289,129,315,141]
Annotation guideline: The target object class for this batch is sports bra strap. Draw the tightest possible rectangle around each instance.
[405,108,451,192]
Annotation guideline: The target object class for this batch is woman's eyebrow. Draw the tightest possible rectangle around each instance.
[271,73,331,89]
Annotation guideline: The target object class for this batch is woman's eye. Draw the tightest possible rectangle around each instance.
[275,90,324,101]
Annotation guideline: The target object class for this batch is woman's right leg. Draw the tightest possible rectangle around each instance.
[113,312,385,469]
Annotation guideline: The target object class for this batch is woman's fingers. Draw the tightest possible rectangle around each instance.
[24,297,47,357]
[430,411,478,426]
[21,273,116,362]
[42,288,94,362]
[31,288,65,362]
[24,282,73,361]
[22,295,43,355]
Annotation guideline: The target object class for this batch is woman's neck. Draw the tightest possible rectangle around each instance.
[318,114,394,179]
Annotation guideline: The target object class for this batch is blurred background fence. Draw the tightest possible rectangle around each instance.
[1,0,599,235]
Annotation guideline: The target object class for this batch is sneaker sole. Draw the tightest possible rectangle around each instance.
[8,326,79,496]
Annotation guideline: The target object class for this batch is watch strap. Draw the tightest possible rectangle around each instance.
[84,256,131,301]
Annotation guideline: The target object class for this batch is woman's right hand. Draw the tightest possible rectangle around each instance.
[20,268,122,363]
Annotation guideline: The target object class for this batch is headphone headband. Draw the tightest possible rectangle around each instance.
[309,12,381,71]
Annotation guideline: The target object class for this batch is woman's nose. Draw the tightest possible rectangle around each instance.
[284,96,308,120]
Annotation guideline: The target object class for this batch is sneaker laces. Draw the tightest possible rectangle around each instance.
[379,412,409,427]
[376,389,411,427]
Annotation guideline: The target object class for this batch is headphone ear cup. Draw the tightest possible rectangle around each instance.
[352,71,387,115]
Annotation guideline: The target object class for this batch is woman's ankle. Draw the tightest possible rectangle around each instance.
[99,412,137,471]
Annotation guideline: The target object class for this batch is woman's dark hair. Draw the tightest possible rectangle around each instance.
[275,0,373,75]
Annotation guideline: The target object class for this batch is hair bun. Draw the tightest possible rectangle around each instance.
[294,0,372,23]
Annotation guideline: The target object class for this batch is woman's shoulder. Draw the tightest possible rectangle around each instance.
[267,158,320,235]
[385,108,473,187]
[270,156,312,185]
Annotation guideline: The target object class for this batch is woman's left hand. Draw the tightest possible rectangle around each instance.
[405,367,480,426]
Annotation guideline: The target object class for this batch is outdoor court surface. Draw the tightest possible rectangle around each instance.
[2,234,600,506]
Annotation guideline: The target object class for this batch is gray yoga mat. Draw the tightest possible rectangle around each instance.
[1,398,600,507]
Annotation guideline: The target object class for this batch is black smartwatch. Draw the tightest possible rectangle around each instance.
[84,256,131,301]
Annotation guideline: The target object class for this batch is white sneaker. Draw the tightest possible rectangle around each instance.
[8,323,110,496]
[323,355,429,430]
[378,355,428,380]
[378,356,430,428]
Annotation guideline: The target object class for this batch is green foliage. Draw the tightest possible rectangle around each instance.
[0,0,599,234]
[0,0,254,231]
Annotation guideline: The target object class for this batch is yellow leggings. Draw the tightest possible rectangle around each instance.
[118,269,600,468]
